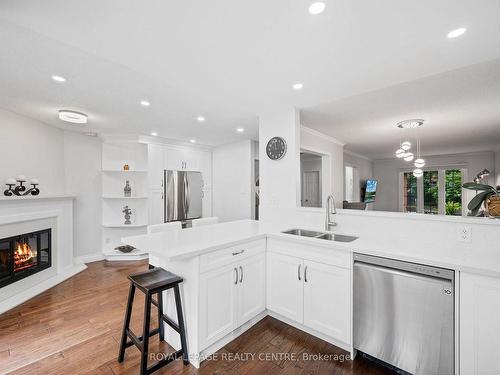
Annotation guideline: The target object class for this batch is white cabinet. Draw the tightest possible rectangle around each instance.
[164,147,200,171]
[266,252,303,323]
[266,247,351,346]
[238,253,266,325]
[148,144,164,189]
[199,251,266,349]
[199,264,238,347]
[460,272,500,375]
[303,260,350,343]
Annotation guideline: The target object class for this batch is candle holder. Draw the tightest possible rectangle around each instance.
[4,177,40,197]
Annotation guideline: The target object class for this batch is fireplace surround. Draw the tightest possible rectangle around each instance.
[0,228,51,288]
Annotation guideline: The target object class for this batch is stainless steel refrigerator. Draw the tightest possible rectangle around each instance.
[164,170,203,223]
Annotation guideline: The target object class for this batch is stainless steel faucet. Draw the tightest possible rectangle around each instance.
[325,195,337,230]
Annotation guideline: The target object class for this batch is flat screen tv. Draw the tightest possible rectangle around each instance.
[364,179,377,203]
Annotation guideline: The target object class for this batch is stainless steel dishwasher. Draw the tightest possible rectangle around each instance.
[353,253,454,375]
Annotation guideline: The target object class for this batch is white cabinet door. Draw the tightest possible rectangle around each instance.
[303,260,350,344]
[266,252,303,323]
[148,189,163,224]
[460,272,500,375]
[238,252,266,325]
[199,264,238,349]
[148,144,164,189]
[164,147,184,171]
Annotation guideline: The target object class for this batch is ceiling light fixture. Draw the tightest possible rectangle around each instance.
[447,27,466,39]
[190,139,197,143]
[292,82,304,90]
[413,168,423,178]
[51,75,66,83]
[403,152,414,162]
[86,132,98,137]
[58,110,88,124]
[308,2,326,15]
[140,100,151,107]
[395,148,405,158]
[397,119,424,129]
[236,128,245,133]
[196,116,205,122]
[401,141,412,151]
[151,132,158,136]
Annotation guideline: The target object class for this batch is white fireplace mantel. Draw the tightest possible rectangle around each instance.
[0,195,86,314]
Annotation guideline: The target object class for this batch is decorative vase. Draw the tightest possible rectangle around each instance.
[123,164,130,171]
[486,195,500,218]
[124,180,131,197]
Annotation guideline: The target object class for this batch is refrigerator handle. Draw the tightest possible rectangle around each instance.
[184,173,190,215]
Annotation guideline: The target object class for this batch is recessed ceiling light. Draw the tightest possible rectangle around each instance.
[51,75,66,83]
[236,128,245,133]
[196,116,206,122]
[58,110,88,124]
[308,2,326,15]
[190,139,197,143]
[86,132,98,137]
[292,82,304,90]
[140,100,151,107]
[447,27,466,39]
[151,132,158,136]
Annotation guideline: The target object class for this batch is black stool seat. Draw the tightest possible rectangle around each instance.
[118,266,189,375]
[128,268,183,294]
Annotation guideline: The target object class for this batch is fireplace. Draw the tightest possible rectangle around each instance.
[0,229,51,288]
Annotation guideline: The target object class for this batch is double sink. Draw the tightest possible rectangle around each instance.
[281,228,358,243]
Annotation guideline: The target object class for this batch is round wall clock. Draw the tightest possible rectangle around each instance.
[266,137,287,160]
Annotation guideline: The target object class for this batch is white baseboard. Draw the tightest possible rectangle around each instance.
[0,263,87,314]
[73,252,105,265]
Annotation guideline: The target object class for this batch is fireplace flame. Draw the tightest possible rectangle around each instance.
[14,242,35,270]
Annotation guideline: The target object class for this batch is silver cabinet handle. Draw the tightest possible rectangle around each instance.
[298,264,301,281]
[234,267,238,285]
[232,250,245,256]
[304,266,308,283]
[239,266,243,283]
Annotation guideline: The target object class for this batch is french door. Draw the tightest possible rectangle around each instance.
[400,168,465,216]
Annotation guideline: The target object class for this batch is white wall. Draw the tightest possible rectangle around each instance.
[0,108,65,194]
[495,148,500,186]
[213,140,253,221]
[372,151,495,212]
[63,131,102,260]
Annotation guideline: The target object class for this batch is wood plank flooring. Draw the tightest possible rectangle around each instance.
[0,261,393,375]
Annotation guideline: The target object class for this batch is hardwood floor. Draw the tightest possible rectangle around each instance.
[0,261,393,375]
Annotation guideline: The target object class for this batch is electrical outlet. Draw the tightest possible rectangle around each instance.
[457,225,472,243]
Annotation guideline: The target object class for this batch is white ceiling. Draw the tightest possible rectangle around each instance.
[1,1,500,146]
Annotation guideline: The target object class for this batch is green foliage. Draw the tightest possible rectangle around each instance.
[445,202,462,216]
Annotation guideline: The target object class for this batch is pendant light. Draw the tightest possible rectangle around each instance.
[401,141,412,151]
[413,168,423,178]
[403,152,414,162]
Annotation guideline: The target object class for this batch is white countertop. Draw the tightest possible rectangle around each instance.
[122,219,500,278]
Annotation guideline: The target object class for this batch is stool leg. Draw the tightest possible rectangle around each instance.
[174,285,189,366]
[118,283,135,362]
[157,291,164,342]
[140,293,152,375]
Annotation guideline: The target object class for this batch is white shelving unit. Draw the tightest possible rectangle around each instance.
[101,142,149,261]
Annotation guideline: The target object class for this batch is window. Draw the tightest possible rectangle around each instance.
[400,168,465,215]
[403,172,417,213]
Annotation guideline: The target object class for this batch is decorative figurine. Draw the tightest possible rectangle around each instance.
[124,180,132,197]
[122,205,132,225]
[4,176,40,197]
[123,164,130,171]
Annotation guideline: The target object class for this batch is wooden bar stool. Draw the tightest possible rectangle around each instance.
[118,267,189,375]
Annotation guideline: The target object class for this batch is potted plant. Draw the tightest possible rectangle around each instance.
[462,182,500,217]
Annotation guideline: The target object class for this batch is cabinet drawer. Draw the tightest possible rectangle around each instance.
[200,239,266,273]
[267,238,351,269]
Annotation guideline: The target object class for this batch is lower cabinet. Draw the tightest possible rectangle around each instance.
[199,252,266,349]
[267,251,351,346]
[303,260,350,344]
[266,252,303,322]
[460,272,500,375]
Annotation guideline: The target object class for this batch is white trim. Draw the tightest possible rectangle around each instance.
[0,194,76,202]
[343,149,373,161]
[301,126,346,146]
[0,264,86,315]
[299,146,332,209]
[74,252,105,265]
